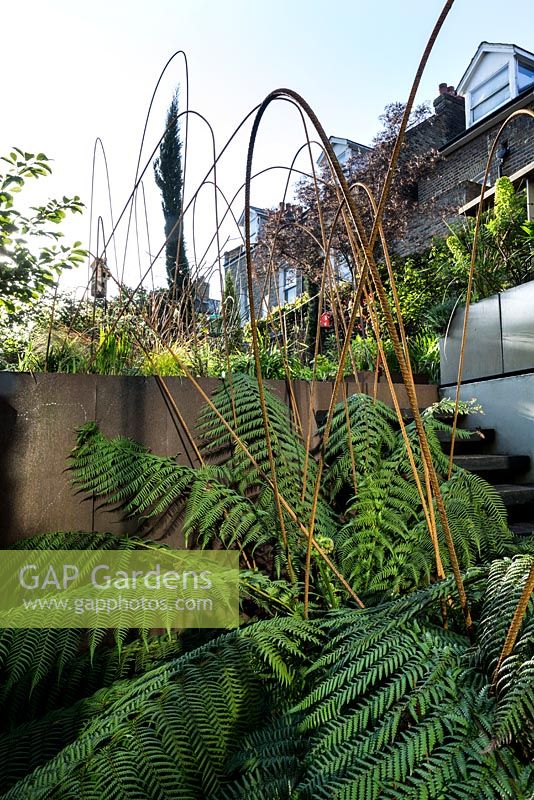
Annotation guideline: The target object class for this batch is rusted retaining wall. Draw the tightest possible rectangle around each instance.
[0,372,437,545]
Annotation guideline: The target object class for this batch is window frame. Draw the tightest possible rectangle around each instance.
[469,63,511,124]
[281,266,297,304]
[517,59,534,93]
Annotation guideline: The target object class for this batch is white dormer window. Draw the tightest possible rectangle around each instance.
[457,43,534,128]
[470,65,510,123]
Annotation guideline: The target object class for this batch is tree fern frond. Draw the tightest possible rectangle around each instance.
[0,618,314,800]
[0,531,147,724]
[473,554,534,757]
[221,608,533,799]
[322,393,397,499]
[70,424,199,535]
[198,376,339,572]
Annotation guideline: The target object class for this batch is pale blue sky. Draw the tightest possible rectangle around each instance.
[3,0,534,294]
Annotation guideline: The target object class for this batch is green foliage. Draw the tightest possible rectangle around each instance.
[141,344,188,375]
[1,288,227,377]
[89,326,133,374]
[14,324,88,373]
[2,380,533,797]
[71,382,512,608]
[308,352,339,381]
[220,568,534,799]
[384,253,451,335]
[351,178,534,376]
[406,329,440,382]
[1,538,532,799]
[0,149,85,314]
[0,531,156,730]
[423,396,484,418]
[142,339,226,378]
[195,375,336,580]
[0,617,311,799]
[322,392,397,497]
[431,176,533,303]
[349,334,380,372]
[473,555,534,757]
[0,540,315,800]
[227,340,288,379]
[70,416,285,579]
[322,393,513,598]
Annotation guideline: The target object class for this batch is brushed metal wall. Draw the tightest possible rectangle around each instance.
[440,279,534,384]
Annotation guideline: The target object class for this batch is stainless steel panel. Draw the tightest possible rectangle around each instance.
[439,294,503,384]
[501,280,534,373]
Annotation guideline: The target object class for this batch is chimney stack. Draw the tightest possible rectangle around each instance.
[433,83,466,142]
[438,82,459,97]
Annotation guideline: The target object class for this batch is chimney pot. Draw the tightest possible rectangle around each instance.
[439,82,448,94]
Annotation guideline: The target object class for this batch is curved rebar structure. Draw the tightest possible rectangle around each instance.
[36,0,534,641]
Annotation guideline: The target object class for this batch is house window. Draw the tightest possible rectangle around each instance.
[282,267,297,304]
[470,65,510,123]
[518,61,534,92]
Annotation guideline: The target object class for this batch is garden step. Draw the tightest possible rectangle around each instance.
[508,520,534,536]
[492,483,534,508]
[453,454,530,474]
[437,428,495,453]
[436,427,495,442]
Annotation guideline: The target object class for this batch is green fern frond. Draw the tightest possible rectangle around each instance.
[474,555,534,757]
[0,618,314,800]
[198,376,339,574]
[221,606,533,800]
[0,531,147,724]
[322,393,397,498]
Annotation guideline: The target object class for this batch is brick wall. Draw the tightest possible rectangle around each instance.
[394,95,534,256]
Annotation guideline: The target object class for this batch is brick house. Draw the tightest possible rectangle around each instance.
[223,139,372,323]
[223,42,534,320]
[397,41,534,254]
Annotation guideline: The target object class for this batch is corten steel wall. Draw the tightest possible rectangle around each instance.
[0,372,437,546]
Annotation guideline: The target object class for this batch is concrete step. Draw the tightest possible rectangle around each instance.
[493,483,534,507]
[438,428,495,453]
[453,454,530,474]
[509,520,534,536]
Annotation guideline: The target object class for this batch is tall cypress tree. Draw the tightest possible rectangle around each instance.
[154,90,189,295]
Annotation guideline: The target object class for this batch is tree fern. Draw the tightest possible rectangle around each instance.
[336,469,426,596]
[71,378,339,586]
[220,582,534,800]
[70,423,275,554]
[3,384,533,798]
[322,394,516,598]
[0,530,147,725]
[432,470,513,565]
[322,392,398,499]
